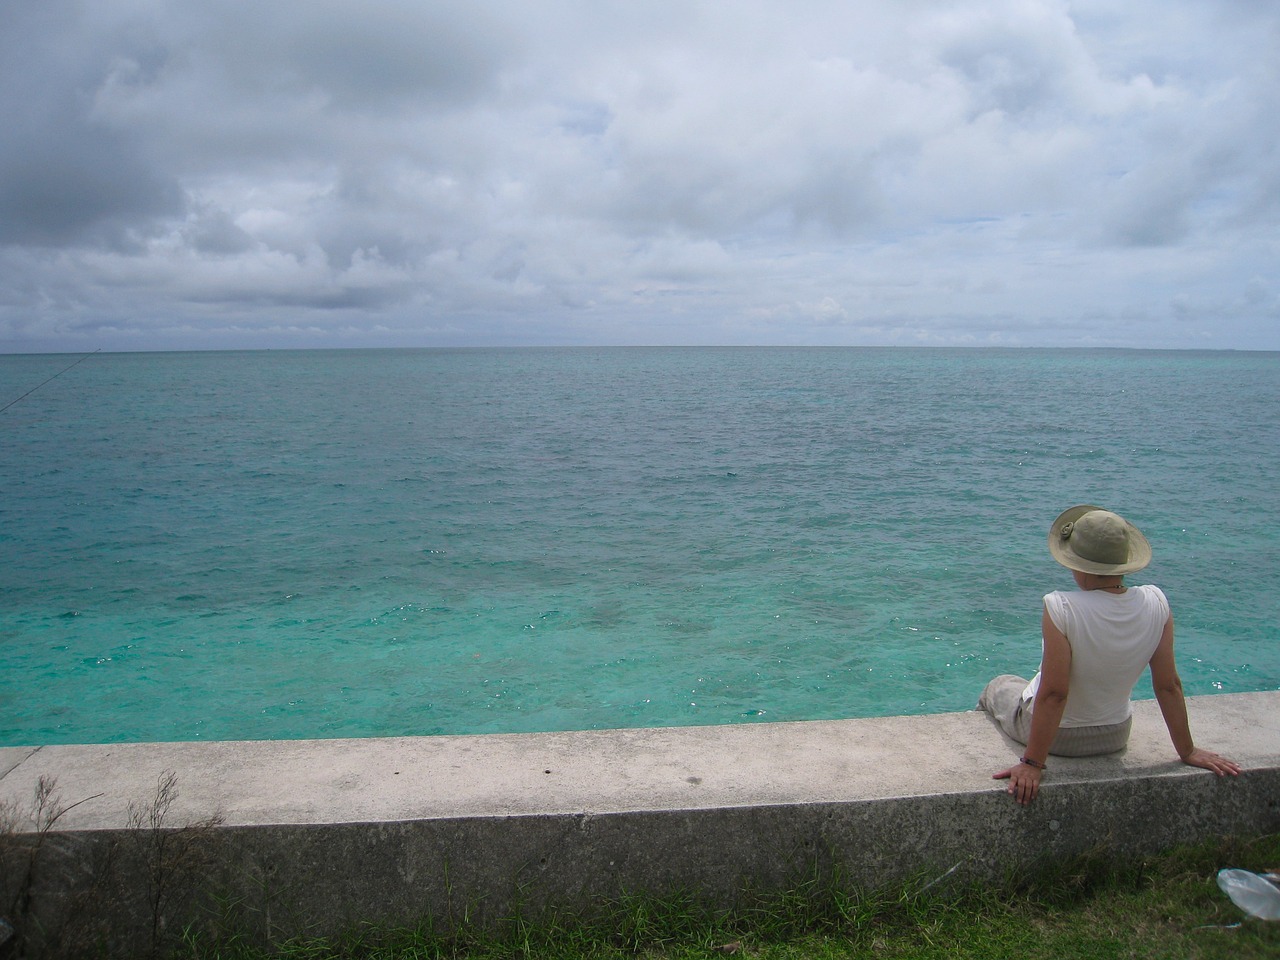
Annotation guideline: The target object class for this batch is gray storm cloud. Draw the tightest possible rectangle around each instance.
[1,0,1277,352]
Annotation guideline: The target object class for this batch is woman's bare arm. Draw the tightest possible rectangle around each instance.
[1149,615,1240,776]
[994,606,1071,805]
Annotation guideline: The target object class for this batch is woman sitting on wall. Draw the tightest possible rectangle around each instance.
[978,504,1240,805]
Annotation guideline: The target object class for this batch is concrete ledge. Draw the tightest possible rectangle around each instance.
[2,691,1277,951]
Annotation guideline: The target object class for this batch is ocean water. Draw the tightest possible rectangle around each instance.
[2,347,1277,746]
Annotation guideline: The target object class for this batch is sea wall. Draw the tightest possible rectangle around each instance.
[1,691,1277,954]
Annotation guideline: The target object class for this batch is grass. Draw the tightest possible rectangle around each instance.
[180,834,1279,960]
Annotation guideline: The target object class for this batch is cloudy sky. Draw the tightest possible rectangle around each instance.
[1,0,1277,353]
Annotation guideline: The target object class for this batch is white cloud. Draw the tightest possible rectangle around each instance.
[1,0,1277,351]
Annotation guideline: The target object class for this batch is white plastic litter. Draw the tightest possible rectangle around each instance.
[1216,869,1280,921]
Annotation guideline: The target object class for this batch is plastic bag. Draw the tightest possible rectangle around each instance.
[1217,868,1280,921]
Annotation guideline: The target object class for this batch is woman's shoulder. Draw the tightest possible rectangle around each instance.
[1131,583,1171,611]
[1042,590,1071,621]
[1131,583,1168,599]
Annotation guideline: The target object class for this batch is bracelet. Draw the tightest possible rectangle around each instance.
[1020,756,1046,770]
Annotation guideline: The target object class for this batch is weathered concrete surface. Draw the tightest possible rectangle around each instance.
[1,692,1277,952]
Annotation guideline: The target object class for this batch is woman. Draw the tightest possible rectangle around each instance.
[978,504,1240,805]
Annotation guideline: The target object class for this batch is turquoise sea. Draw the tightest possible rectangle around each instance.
[2,347,1277,746]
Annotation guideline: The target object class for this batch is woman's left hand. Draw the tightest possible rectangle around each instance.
[993,762,1042,805]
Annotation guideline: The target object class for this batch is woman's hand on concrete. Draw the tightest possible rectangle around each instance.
[1180,747,1241,776]
[993,762,1042,805]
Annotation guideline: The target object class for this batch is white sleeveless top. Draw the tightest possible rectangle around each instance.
[1023,584,1170,727]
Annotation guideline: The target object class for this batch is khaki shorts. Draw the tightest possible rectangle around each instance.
[978,674,1131,757]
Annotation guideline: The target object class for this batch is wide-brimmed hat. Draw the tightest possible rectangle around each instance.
[1048,505,1152,575]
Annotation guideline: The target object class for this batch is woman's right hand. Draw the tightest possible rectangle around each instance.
[1180,747,1241,776]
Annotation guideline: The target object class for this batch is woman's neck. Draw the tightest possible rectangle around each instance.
[1073,571,1126,592]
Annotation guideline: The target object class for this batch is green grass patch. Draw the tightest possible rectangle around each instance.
[180,834,1280,960]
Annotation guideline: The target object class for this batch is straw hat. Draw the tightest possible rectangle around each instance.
[1048,505,1152,575]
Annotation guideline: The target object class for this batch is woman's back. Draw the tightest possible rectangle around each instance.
[1041,584,1169,726]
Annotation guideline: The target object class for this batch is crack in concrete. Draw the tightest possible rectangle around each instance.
[0,747,41,782]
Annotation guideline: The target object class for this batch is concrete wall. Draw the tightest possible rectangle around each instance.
[1,691,1277,954]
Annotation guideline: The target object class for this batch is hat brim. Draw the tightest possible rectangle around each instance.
[1047,504,1152,575]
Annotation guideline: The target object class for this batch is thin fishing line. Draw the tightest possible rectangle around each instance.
[0,349,100,415]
